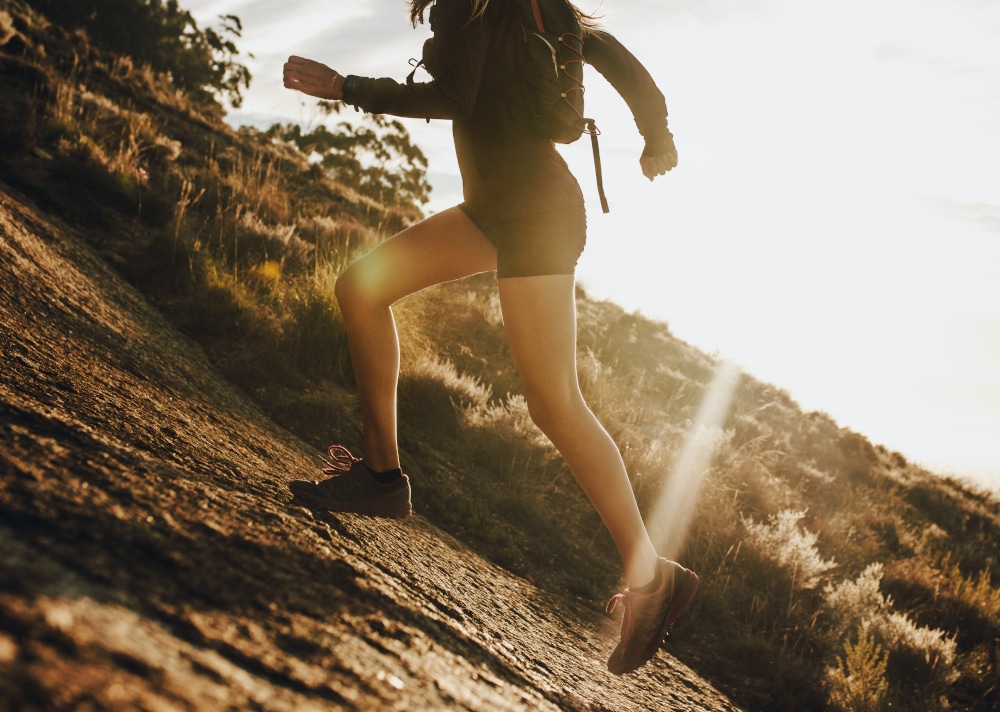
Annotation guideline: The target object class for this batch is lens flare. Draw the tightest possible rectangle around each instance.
[647,359,740,561]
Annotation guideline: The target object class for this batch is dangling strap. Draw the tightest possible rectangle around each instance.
[586,119,610,213]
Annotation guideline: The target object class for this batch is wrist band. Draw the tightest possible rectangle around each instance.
[342,75,363,105]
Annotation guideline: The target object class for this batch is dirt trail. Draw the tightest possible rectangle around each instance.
[0,185,742,711]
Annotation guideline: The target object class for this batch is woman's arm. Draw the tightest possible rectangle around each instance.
[584,30,678,177]
[284,0,489,121]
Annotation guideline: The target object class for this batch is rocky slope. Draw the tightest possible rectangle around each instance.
[0,185,742,710]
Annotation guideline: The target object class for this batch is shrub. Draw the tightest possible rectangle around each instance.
[825,563,959,709]
[826,625,890,712]
[458,393,561,487]
[399,353,491,437]
[742,509,837,590]
[825,563,890,637]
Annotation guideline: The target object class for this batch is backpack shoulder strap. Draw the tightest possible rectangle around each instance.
[527,0,546,32]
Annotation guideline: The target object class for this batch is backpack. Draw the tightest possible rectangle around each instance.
[407,0,610,212]
[513,0,608,212]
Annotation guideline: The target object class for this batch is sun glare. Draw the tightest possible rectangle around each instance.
[647,359,740,561]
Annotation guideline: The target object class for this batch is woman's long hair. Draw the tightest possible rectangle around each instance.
[407,0,599,31]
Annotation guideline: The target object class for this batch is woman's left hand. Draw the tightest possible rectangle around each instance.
[640,150,678,182]
[283,56,345,100]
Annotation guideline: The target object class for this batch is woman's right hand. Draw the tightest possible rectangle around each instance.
[283,56,345,101]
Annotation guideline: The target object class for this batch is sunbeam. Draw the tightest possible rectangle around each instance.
[647,358,740,561]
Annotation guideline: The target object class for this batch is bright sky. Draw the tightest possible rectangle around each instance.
[183,0,1000,492]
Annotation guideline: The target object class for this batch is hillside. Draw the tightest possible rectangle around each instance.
[0,181,741,711]
[2,1,1000,710]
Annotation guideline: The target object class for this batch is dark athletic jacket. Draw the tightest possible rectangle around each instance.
[343,0,670,226]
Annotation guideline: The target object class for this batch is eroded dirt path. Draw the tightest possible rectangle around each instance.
[0,186,742,711]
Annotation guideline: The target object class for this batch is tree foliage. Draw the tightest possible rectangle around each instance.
[31,0,251,108]
[271,115,432,208]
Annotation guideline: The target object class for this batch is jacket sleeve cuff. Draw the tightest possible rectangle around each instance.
[341,75,366,108]
[636,117,674,157]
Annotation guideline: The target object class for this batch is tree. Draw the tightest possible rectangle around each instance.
[273,115,432,209]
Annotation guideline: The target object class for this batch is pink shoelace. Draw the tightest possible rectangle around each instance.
[606,592,627,614]
[606,591,635,644]
[321,444,360,476]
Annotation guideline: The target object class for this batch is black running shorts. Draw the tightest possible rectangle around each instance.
[460,203,587,279]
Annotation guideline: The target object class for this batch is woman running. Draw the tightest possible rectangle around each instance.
[283,0,698,675]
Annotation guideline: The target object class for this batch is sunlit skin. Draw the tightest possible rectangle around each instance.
[283,44,680,588]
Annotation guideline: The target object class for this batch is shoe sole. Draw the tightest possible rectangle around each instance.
[619,566,700,675]
[289,484,412,519]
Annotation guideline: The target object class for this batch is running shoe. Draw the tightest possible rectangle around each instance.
[289,445,412,519]
[605,557,700,675]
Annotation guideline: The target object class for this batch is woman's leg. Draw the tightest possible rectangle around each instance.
[335,207,496,471]
[497,274,659,588]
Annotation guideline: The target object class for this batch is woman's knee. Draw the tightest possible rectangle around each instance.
[523,384,586,437]
[335,260,389,324]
